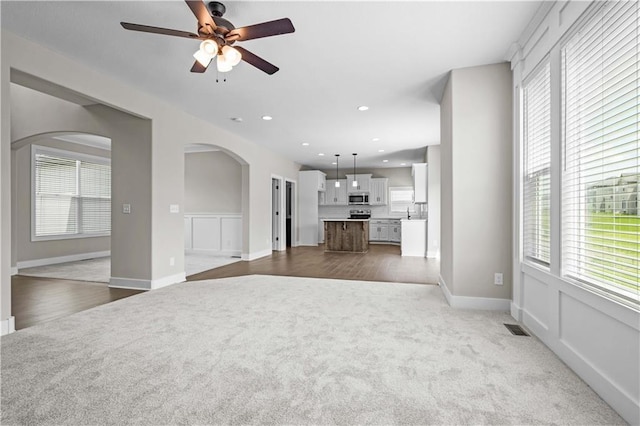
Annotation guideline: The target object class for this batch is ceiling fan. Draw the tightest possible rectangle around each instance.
[121,0,295,75]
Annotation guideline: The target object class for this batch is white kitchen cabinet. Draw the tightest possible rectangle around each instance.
[401,219,427,256]
[369,220,389,241]
[389,220,401,242]
[346,174,372,193]
[370,178,388,205]
[323,179,347,205]
[412,163,427,203]
[318,219,325,243]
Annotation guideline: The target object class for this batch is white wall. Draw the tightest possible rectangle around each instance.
[440,62,513,306]
[508,2,639,423]
[184,151,242,214]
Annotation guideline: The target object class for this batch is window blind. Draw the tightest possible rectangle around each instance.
[33,147,111,239]
[523,62,551,265]
[389,187,415,213]
[562,0,639,303]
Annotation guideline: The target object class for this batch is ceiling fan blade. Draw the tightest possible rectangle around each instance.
[185,0,217,35]
[234,46,279,75]
[225,18,295,42]
[190,60,208,73]
[121,22,201,39]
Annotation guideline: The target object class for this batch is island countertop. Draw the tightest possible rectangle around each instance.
[322,218,370,222]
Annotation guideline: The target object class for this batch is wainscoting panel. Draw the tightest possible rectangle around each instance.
[184,214,242,256]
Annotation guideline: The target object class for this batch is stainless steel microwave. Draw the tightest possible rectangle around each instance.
[348,193,369,205]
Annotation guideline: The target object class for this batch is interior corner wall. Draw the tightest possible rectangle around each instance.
[427,145,441,259]
[440,77,453,292]
[184,151,242,214]
[1,31,12,329]
[441,63,513,301]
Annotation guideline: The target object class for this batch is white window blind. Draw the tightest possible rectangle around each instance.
[33,146,111,239]
[523,62,551,265]
[562,1,639,304]
[389,187,415,213]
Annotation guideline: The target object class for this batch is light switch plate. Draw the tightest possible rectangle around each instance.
[122,204,131,214]
[170,204,180,213]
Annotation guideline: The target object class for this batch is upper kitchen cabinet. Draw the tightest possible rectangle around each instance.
[412,163,428,203]
[346,174,372,193]
[370,178,388,205]
[322,179,348,205]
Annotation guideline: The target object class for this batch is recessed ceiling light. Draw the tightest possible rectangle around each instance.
[382,159,389,163]
[262,115,273,121]
[230,117,243,122]
[357,106,369,111]
[301,142,309,146]
[372,137,380,142]
[318,153,325,156]
[331,162,337,165]
[400,163,407,166]
[378,149,385,153]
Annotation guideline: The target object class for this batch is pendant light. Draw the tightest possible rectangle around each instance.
[352,153,358,188]
[334,154,340,187]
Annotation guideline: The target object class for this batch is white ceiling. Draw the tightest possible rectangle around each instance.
[1,1,541,169]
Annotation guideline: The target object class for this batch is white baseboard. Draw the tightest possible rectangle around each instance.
[510,301,523,322]
[11,266,18,276]
[426,250,440,259]
[241,249,272,261]
[186,249,242,257]
[1,316,16,336]
[109,272,186,291]
[151,272,186,290]
[109,277,151,291]
[17,250,110,270]
[438,275,510,311]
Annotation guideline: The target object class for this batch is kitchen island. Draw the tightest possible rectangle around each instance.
[324,219,369,253]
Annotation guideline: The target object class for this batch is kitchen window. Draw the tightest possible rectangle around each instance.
[32,145,111,240]
[389,187,415,214]
[561,0,639,304]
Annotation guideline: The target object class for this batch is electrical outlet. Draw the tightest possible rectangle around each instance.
[169,257,175,266]
[494,273,503,286]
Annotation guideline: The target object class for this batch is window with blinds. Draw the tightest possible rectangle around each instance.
[523,62,551,265]
[33,146,111,240]
[561,1,639,304]
[389,187,415,213]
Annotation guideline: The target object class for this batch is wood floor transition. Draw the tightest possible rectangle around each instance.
[11,244,439,330]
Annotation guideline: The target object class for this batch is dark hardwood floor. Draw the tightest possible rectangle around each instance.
[11,275,143,330]
[11,244,439,330]
[188,244,440,285]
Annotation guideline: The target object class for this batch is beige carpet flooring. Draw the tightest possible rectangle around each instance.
[0,275,625,425]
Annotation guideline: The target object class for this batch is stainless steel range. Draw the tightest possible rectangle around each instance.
[349,209,371,219]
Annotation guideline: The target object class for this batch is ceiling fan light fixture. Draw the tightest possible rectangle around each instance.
[200,40,218,56]
[193,49,213,67]
[217,55,233,72]
[221,45,242,66]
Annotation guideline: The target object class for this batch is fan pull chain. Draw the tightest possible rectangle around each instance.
[215,70,227,83]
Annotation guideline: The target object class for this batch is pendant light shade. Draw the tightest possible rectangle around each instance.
[335,154,340,187]
[352,153,358,188]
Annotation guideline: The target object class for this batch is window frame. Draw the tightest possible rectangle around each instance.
[522,59,552,268]
[388,186,416,214]
[558,0,639,306]
[31,144,112,242]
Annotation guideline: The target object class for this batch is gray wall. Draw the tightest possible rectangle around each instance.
[184,151,242,214]
[427,145,441,258]
[440,62,512,300]
[13,134,111,264]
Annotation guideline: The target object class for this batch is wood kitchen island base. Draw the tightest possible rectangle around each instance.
[324,219,369,253]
